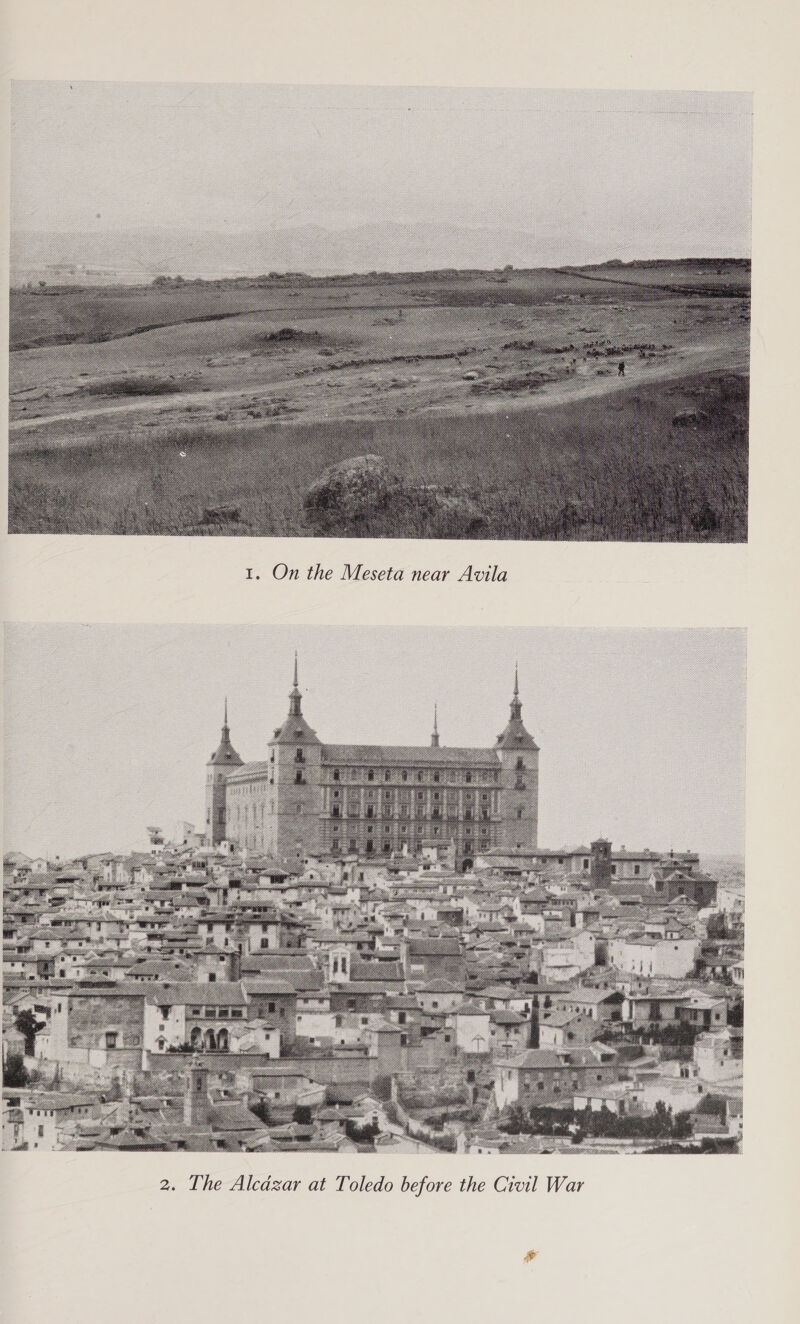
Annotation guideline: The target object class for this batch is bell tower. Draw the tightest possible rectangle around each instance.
[205,699,243,845]
[495,665,540,849]
[265,656,323,862]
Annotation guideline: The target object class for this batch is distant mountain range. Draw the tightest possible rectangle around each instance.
[10,222,741,282]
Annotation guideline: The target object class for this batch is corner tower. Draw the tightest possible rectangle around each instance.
[205,699,243,845]
[265,656,323,862]
[495,665,540,850]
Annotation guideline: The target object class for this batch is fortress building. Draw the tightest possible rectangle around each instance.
[205,659,539,867]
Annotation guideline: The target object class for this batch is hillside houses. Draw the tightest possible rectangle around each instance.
[2,837,743,1152]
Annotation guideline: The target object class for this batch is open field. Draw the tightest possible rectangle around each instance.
[9,261,750,539]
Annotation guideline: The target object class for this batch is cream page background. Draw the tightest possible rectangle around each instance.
[1,2,798,1322]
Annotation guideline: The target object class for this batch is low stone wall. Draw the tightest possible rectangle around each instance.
[247,1054,373,1088]
[28,1058,125,1090]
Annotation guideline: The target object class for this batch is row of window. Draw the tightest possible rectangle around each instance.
[330,766,499,785]
[515,1071,610,1088]
[327,820,493,836]
[332,788,494,802]
[188,1007,245,1019]
[331,806,493,820]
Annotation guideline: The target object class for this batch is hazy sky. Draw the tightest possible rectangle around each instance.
[11,83,752,255]
[4,625,746,859]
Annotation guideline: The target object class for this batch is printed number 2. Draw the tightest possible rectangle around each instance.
[160,1178,172,1191]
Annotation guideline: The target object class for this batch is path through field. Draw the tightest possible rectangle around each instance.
[9,340,744,452]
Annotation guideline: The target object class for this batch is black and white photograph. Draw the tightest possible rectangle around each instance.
[9,84,751,541]
[3,624,745,1154]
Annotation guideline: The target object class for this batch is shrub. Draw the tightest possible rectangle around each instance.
[3,1054,29,1087]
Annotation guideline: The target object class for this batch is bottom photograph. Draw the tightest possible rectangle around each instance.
[2,625,745,1154]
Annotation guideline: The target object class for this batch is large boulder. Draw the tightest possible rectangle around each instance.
[303,454,403,530]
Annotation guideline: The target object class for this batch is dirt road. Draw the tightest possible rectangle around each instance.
[9,340,745,452]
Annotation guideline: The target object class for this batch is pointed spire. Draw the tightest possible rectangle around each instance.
[431,703,440,748]
[289,653,303,716]
[510,663,522,720]
[495,665,538,752]
[209,696,242,766]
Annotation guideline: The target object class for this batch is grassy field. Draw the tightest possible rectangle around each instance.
[9,260,751,350]
[9,261,750,540]
[9,370,748,540]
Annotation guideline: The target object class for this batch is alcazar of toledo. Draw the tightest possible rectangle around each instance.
[206,659,539,868]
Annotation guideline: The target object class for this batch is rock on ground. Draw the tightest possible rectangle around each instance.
[303,455,490,536]
[303,454,403,529]
[672,409,711,427]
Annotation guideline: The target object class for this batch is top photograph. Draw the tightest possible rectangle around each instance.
[8,84,752,541]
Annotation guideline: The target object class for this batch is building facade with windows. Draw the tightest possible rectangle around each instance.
[205,661,539,868]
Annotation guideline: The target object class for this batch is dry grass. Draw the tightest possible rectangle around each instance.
[9,371,748,541]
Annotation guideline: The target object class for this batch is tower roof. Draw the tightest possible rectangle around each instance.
[495,665,539,752]
[208,699,244,767]
[272,656,321,745]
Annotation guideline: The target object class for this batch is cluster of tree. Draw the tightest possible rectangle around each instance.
[4,1054,30,1088]
[15,1010,45,1056]
[499,1099,693,1143]
[571,1101,693,1143]
[344,1119,380,1142]
[636,1022,699,1047]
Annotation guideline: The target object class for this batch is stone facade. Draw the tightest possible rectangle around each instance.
[205,661,540,867]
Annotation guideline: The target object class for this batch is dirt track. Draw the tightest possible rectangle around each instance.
[8,340,745,452]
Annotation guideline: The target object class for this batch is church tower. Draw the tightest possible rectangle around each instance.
[265,656,323,862]
[495,665,540,849]
[205,699,243,845]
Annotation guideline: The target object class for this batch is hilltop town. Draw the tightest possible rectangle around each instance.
[2,828,744,1154]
